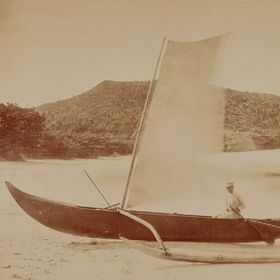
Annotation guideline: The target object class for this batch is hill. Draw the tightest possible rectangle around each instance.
[36,80,149,157]
[36,80,280,157]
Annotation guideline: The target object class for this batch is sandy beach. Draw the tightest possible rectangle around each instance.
[1,156,280,280]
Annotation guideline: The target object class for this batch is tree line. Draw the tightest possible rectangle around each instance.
[2,82,280,161]
[0,103,69,161]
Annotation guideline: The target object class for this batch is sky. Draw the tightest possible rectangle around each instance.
[1,0,280,107]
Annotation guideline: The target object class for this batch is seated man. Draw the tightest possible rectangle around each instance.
[215,182,246,219]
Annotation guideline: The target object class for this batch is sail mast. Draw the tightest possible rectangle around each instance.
[121,37,166,208]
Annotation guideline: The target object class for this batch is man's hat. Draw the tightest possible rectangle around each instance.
[226,182,234,188]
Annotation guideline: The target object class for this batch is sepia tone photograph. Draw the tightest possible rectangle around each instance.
[1,0,280,279]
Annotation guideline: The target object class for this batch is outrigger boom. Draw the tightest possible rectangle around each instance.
[118,208,280,264]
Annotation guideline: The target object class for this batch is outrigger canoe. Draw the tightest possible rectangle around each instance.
[5,181,280,245]
[5,36,280,263]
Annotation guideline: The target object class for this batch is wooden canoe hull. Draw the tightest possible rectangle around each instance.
[5,181,280,243]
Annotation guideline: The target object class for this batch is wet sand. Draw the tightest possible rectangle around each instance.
[1,156,280,280]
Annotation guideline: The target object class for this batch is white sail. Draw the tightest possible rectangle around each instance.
[123,37,227,215]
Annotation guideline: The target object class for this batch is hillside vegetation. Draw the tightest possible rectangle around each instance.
[225,89,280,151]
[35,80,280,158]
